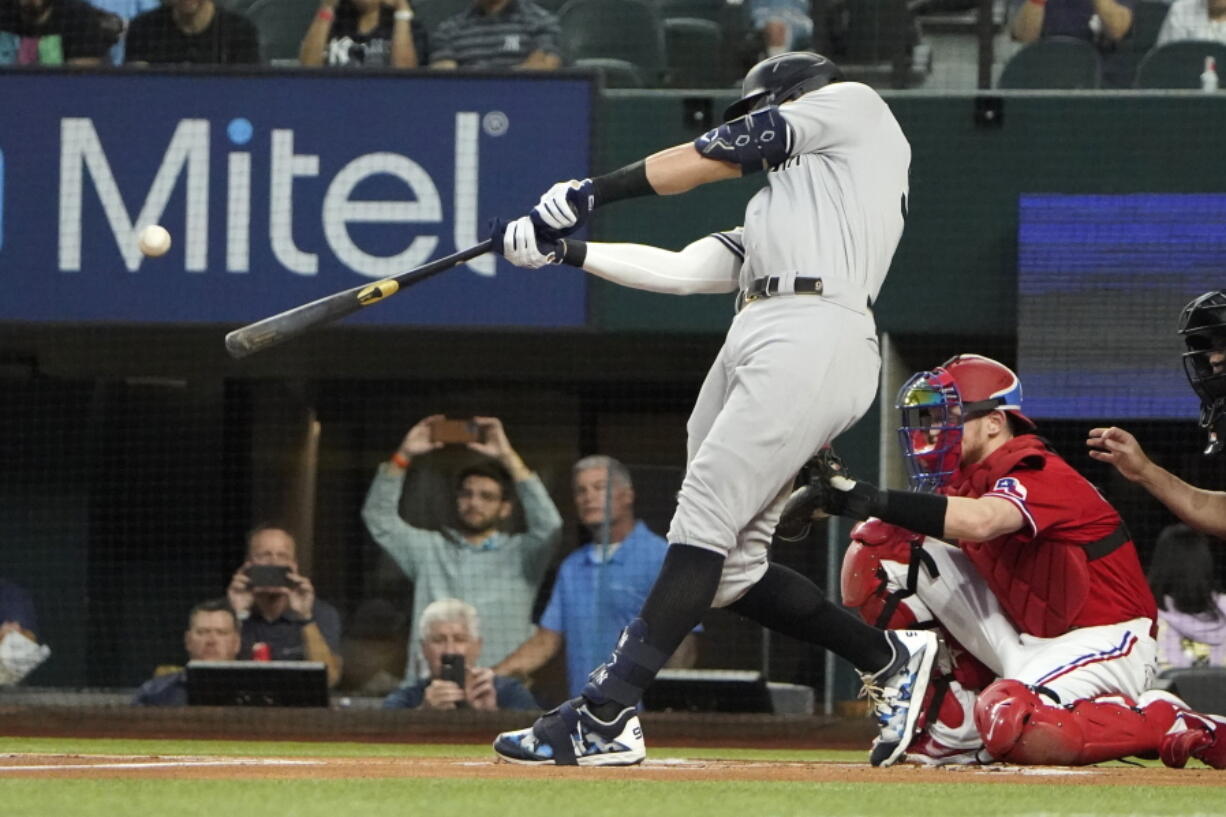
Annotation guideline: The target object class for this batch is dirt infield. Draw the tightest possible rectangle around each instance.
[2,753,1223,787]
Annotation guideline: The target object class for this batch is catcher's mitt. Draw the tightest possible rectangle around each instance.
[775,447,856,541]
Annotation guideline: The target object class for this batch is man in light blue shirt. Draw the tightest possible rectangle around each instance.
[495,456,699,698]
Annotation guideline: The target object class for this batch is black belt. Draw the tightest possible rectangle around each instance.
[738,276,824,311]
[1083,522,1131,561]
[745,276,824,301]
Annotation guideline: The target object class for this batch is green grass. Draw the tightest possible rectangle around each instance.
[1,738,1222,817]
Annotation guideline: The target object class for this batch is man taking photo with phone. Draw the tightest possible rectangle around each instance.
[226,524,344,687]
[362,415,562,684]
[382,598,537,710]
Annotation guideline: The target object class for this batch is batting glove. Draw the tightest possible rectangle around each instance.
[531,179,595,237]
[491,215,561,269]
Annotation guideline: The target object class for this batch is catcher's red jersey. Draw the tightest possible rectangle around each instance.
[956,442,1156,637]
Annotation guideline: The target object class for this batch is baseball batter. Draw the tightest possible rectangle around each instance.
[489,52,938,768]
[810,354,1226,769]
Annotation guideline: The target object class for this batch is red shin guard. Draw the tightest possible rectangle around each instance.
[974,680,1182,765]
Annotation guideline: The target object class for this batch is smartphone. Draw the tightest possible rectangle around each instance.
[431,417,479,445]
[246,564,292,589]
[438,652,469,708]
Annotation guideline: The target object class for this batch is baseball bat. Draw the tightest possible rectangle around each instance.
[224,239,494,360]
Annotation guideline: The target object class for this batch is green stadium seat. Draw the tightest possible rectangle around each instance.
[1135,39,1226,88]
[664,17,726,88]
[655,0,728,24]
[245,0,319,62]
[1103,0,1170,88]
[559,0,666,85]
[573,57,645,87]
[997,37,1102,89]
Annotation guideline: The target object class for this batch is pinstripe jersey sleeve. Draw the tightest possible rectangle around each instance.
[708,227,745,261]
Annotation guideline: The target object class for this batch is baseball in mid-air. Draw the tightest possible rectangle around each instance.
[137,225,172,258]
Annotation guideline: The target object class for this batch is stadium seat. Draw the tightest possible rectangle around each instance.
[573,57,645,87]
[664,17,726,88]
[1103,0,1170,88]
[559,0,666,85]
[655,0,727,24]
[1135,39,1226,88]
[246,0,318,62]
[997,37,1102,89]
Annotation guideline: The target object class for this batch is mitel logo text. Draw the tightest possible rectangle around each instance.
[58,114,494,278]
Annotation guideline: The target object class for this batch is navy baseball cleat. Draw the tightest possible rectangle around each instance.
[493,698,646,766]
[860,629,938,768]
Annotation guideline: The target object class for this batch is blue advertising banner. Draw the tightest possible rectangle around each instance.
[0,71,592,327]
[1018,193,1226,420]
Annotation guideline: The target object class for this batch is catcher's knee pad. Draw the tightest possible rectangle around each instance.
[841,520,931,629]
[974,680,1049,761]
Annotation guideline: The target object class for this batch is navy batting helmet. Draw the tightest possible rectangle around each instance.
[723,51,844,122]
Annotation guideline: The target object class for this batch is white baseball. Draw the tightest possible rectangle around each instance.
[138,225,172,258]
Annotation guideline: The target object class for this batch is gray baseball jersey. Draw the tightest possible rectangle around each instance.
[669,81,911,605]
[714,82,910,308]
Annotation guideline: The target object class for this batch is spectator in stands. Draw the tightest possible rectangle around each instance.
[747,0,813,56]
[226,524,344,687]
[383,598,537,709]
[0,0,121,65]
[299,0,427,67]
[1010,0,1135,46]
[1149,523,1226,669]
[495,455,698,699]
[125,0,260,64]
[132,598,240,706]
[430,0,560,70]
[1157,0,1226,45]
[0,578,49,686]
[361,415,562,682]
[90,0,157,64]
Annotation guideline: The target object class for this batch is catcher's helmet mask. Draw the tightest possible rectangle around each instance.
[724,51,845,122]
[1177,289,1226,454]
[897,355,1036,491]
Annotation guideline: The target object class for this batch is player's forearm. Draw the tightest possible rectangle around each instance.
[644,144,741,195]
[298,19,331,65]
[1137,465,1226,539]
[495,628,563,678]
[578,238,739,295]
[301,624,343,687]
[942,496,1024,542]
[391,21,418,67]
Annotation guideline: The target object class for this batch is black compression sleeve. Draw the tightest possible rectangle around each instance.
[874,490,948,539]
[591,161,654,206]
[558,239,587,267]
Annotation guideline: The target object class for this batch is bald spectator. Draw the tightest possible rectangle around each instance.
[430,0,560,70]
[227,524,343,687]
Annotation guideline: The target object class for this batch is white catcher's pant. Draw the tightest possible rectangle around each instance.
[882,538,1158,704]
[667,295,880,607]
